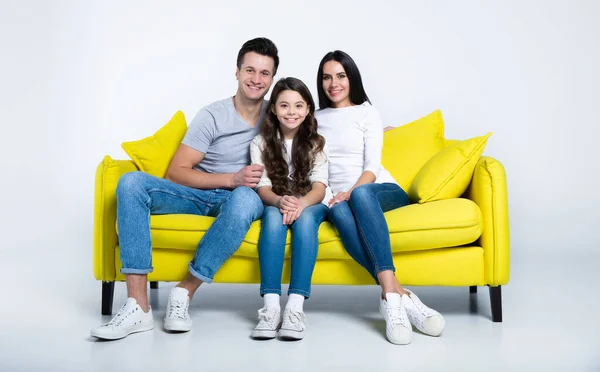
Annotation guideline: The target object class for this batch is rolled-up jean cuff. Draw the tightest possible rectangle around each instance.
[120,267,153,275]
[260,288,282,296]
[375,265,396,275]
[188,264,213,283]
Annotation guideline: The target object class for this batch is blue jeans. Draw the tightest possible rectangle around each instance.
[258,204,328,298]
[328,183,409,282]
[116,171,264,283]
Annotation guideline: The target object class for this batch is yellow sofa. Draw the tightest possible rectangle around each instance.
[93,110,510,321]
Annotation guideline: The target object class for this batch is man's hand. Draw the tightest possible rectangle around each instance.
[231,164,264,188]
[328,191,351,207]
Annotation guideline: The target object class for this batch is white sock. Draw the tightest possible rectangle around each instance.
[285,294,305,311]
[263,294,280,310]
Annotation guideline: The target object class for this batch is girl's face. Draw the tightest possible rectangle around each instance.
[322,60,351,108]
[273,89,310,138]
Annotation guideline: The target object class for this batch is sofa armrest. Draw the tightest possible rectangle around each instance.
[465,156,510,285]
[93,156,138,281]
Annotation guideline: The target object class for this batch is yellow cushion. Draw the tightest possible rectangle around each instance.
[121,111,187,177]
[409,133,492,203]
[381,110,447,190]
[141,198,482,258]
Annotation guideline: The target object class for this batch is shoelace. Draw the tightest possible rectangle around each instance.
[106,304,134,327]
[257,308,279,327]
[283,309,305,328]
[408,294,436,317]
[385,305,408,327]
[167,299,189,320]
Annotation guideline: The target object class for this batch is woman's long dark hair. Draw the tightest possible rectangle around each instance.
[316,50,371,109]
[261,77,325,196]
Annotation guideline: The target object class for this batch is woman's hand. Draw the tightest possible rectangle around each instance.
[328,191,351,207]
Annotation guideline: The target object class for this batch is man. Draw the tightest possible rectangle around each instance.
[91,37,279,340]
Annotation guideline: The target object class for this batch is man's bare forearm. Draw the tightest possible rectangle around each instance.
[166,167,234,190]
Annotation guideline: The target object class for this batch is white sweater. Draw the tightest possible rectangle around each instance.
[315,102,397,195]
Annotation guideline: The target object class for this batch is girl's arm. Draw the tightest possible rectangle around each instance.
[285,182,325,224]
[285,146,328,223]
[299,182,326,208]
[257,186,282,207]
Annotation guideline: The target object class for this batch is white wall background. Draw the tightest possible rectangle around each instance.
[1,0,599,275]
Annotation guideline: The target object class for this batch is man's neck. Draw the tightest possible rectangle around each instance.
[232,94,263,127]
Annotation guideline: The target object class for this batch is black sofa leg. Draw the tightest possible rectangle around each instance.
[150,281,158,289]
[102,281,115,316]
[469,286,477,294]
[489,285,503,322]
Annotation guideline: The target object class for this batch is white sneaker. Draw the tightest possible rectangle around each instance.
[251,307,281,339]
[164,287,192,332]
[403,289,445,336]
[90,298,154,340]
[379,293,412,345]
[279,307,306,340]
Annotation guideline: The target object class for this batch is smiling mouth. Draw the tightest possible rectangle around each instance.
[329,90,342,96]
[247,85,262,91]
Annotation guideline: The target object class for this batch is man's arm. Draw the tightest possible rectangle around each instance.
[165,144,263,189]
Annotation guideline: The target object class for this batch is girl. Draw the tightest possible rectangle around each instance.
[315,51,445,345]
[250,77,330,340]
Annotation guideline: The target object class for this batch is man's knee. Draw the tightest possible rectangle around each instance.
[116,172,150,197]
[228,186,263,218]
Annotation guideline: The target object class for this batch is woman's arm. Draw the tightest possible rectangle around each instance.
[329,107,383,205]
[328,172,374,206]
[362,107,384,178]
[348,170,376,192]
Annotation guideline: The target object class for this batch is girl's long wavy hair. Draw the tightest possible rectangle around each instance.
[261,77,325,196]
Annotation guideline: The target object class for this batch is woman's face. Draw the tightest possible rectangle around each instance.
[273,89,310,138]
[322,60,351,108]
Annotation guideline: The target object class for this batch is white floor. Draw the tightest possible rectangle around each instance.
[1,253,599,372]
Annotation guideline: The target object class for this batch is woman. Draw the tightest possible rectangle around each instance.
[315,50,445,345]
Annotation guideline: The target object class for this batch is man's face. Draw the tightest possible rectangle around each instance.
[236,52,275,101]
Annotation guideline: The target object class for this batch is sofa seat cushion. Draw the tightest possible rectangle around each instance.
[135,198,482,259]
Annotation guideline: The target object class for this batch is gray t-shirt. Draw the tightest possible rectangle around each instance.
[182,97,268,174]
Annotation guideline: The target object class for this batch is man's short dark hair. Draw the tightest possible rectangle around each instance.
[236,37,279,75]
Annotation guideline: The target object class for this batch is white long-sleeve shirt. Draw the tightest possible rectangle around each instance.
[250,134,333,204]
[315,102,397,195]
